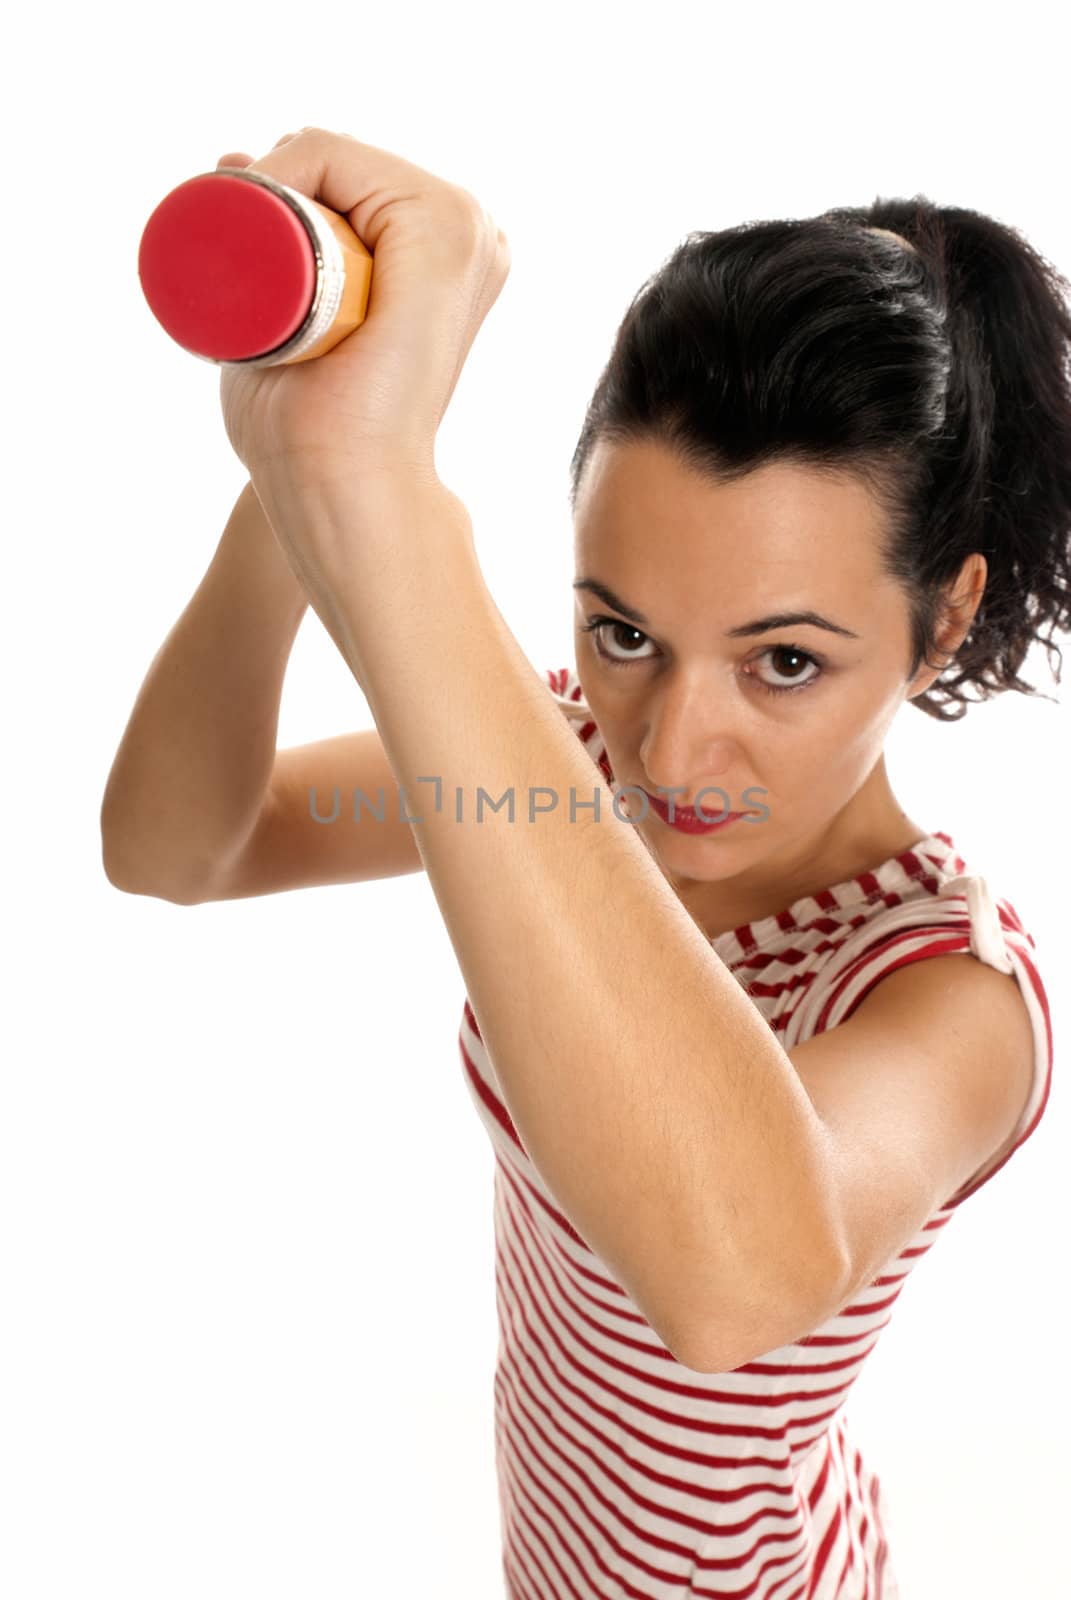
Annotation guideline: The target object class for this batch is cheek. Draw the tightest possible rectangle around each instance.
[803,682,898,780]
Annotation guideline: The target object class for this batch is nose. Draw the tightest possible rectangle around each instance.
[638,671,740,807]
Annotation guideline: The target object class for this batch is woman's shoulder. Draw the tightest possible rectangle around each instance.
[804,850,1054,1209]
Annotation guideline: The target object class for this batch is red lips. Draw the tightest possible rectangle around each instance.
[640,791,744,832]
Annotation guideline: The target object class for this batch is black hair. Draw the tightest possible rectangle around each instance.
[568,197,1071,720]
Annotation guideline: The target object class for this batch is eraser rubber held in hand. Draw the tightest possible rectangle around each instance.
[138,173,316,362]
[137,168,373,368]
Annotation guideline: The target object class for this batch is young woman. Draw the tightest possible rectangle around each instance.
[103,129,1065,1598]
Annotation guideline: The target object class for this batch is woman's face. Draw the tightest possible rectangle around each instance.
[571,438,974,918]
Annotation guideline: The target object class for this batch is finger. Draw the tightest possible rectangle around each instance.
[217,129,302,170]
[238,127,451,254]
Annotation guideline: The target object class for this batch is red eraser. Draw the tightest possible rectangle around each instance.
[138,172,317,362]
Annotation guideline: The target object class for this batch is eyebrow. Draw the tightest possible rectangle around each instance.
[572,578,861,640]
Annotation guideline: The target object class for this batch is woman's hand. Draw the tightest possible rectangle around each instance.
[216,127,511,503]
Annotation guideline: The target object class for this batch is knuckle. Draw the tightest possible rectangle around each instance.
[446,181,485,222]
[431,189,489,259]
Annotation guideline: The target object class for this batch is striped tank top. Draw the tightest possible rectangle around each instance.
[458,665,1054,1600]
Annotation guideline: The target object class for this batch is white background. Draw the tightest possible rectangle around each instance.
[4,1,1067,1595]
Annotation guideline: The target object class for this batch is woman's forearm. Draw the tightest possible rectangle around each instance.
[258,477,848,1371]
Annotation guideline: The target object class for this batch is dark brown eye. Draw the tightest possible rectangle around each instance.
[582,617,657,663]
[750,645,823,695]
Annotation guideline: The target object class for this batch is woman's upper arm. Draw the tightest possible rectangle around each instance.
[195,664,589,903]
[196,728,426,901]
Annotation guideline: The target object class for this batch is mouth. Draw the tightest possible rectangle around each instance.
[639,790,750,834]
